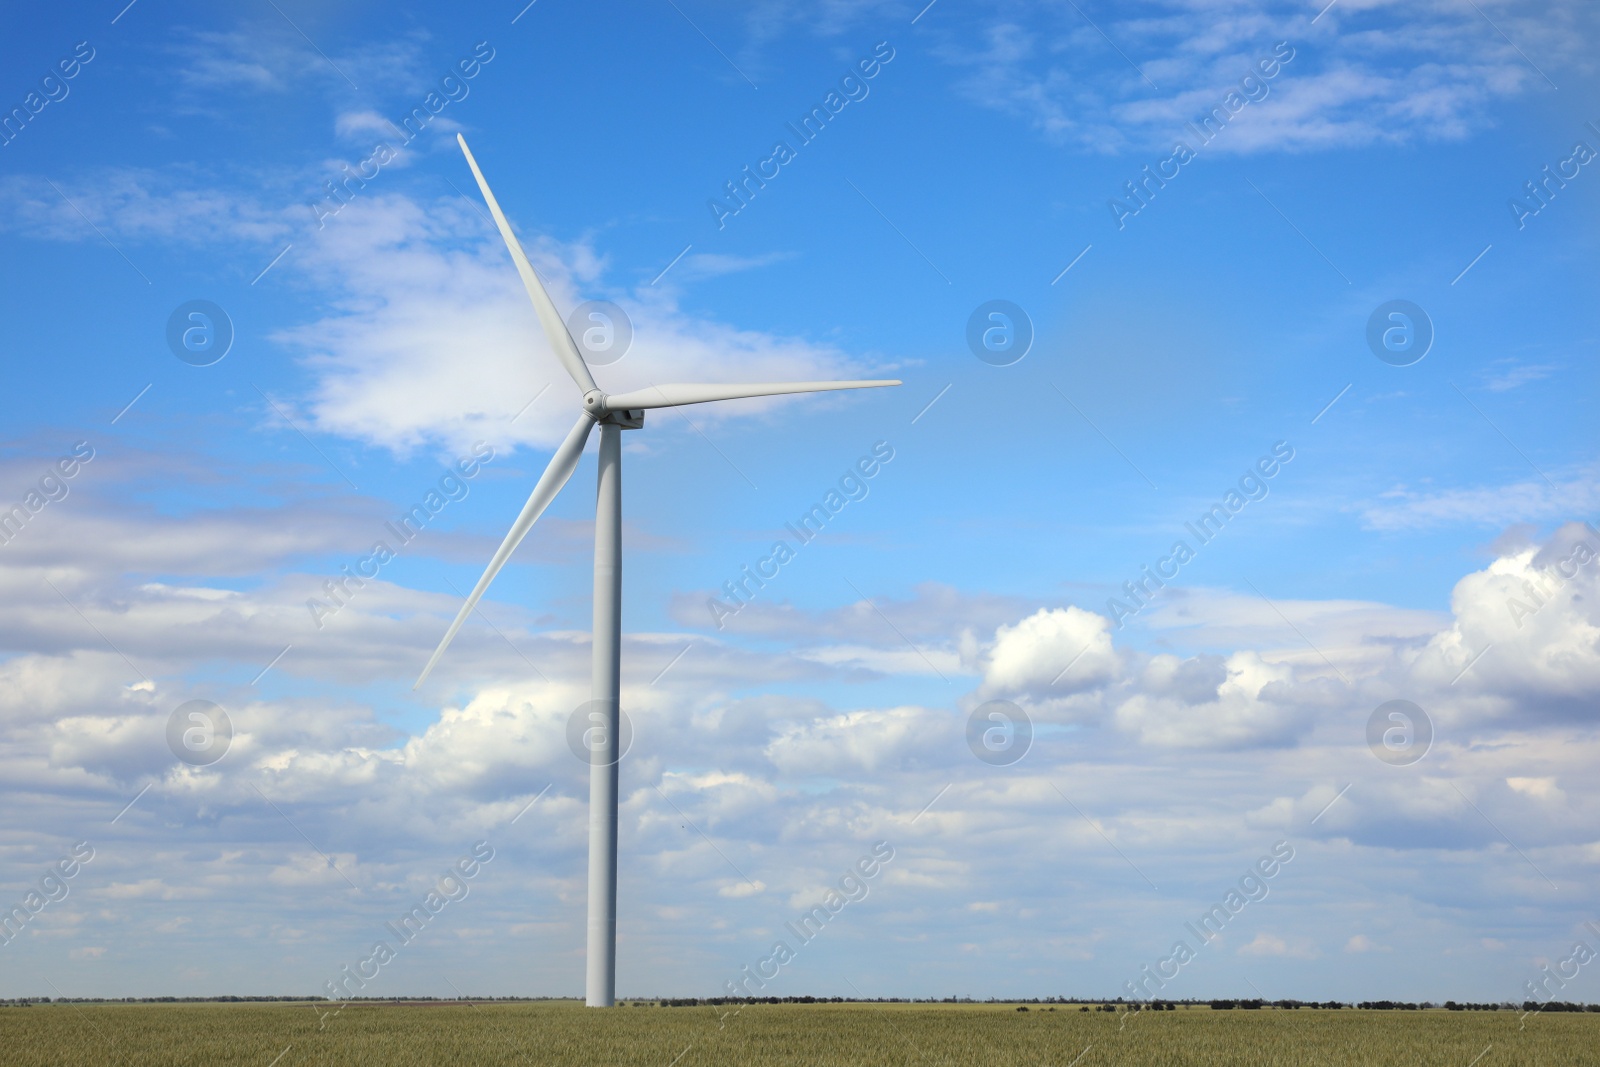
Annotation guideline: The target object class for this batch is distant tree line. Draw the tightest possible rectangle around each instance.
[0,996,566,1007]
[648,996,1600,1011]
[1,996,324,1007]
[7,994,1599,1011]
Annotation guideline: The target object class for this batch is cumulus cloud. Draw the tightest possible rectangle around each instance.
[1506,776,1563,802]
[980,606,1120,701]
[966,602,1344,749]
[0,170,894,462]
[765,706,950,775]
[1113,650,1329,749]
[4,475,1599,997]
[274,194,893,457]
[1407,521,1600,719]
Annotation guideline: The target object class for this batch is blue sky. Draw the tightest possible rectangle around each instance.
[1,0,1598,1008]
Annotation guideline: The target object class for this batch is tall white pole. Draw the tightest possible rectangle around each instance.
[586,422,622,1007]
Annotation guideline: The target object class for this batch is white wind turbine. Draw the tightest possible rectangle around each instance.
[415,134,900,1007]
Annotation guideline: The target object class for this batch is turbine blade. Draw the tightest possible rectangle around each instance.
[414,412,596,689]
[456,134,599,396]
[603,379,901,411]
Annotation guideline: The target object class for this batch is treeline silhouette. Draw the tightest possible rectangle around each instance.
[5,995,1597,1011]
[652,996,1600,1011]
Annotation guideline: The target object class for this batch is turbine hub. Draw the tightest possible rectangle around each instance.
[582,389,607,415]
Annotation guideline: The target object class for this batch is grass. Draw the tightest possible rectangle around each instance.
[1,1001,1596,1066]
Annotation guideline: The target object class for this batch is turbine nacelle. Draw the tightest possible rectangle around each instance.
[599,407,645,430]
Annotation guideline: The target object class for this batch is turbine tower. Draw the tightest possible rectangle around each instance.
[415,134,899,1007]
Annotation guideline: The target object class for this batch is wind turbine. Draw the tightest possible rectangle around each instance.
[415,134,900,1007]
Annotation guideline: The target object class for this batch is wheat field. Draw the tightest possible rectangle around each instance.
[2,1001,1596,1066]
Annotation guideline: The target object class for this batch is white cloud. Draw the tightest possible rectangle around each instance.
[0,170,299,248]
[1506,776,1563,802]
[1481,361,1559,392]
[765,706,949,774]
[168,27,433,100]
[937,0,1595,154]
[674,251,797,281]
[0,167,872,471]
[1361,470,1600,531]
[1237,931,1318,958]
[1113,650,1328,748]
[1407,522,1600,716]
[680,583,1039,648]
[3,482,1599,997]
[1142,587,1446,677]
[980,606,1120,701]
[334,109,404,142]
[273,194,891,456]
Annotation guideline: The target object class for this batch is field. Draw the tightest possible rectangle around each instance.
[3,1001,1597,1066]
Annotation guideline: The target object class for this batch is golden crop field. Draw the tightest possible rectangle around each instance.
[2,1001,1597,1066]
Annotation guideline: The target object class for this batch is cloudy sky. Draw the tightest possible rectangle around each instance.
[1,0,1597,1006]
